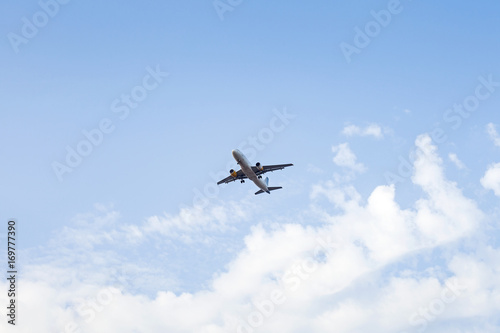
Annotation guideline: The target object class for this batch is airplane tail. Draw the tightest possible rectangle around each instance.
[255,177,282,195]
[255,187,282,195]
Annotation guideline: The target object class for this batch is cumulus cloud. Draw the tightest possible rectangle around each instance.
[412,135,482,243]
[342,124,383,139]
[481,162,500,196]
[331,143,366,173]
[481,124,500,196]
[1,134,499,333]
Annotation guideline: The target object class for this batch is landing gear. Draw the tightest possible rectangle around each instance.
[240,180,245,183]
[258,175,262,179]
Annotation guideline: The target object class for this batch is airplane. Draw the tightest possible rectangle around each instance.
[217,149,293,195]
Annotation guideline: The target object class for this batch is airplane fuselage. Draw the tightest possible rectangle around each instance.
[232,149,270,194]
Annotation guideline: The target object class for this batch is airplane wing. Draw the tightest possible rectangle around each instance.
[217,169,247,185]
[252,163,294,176]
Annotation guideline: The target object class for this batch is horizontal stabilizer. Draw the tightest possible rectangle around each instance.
[255,186,282,195]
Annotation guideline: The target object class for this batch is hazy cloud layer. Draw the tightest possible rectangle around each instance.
[487,123,500,147]
[341,124,384,139]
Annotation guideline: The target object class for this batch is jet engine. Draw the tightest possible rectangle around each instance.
[230,169,237,177]
[256,162,264,171]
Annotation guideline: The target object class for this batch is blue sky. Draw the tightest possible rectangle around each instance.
[1,1,500,332]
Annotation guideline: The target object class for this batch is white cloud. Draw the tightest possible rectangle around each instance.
[331,143,366,173]
[486,123,500,147]
[481,123,500,196]
[411,135,481,244]
[342,124,383,139]
[2,134,499,333]
[139,200,252,242]
[448,152,466,170]
[481,162,500,196]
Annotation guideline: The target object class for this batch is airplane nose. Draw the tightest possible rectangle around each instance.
[232,149,242,162]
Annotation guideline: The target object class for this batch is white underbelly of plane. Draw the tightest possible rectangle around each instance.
[241,165,268,192]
